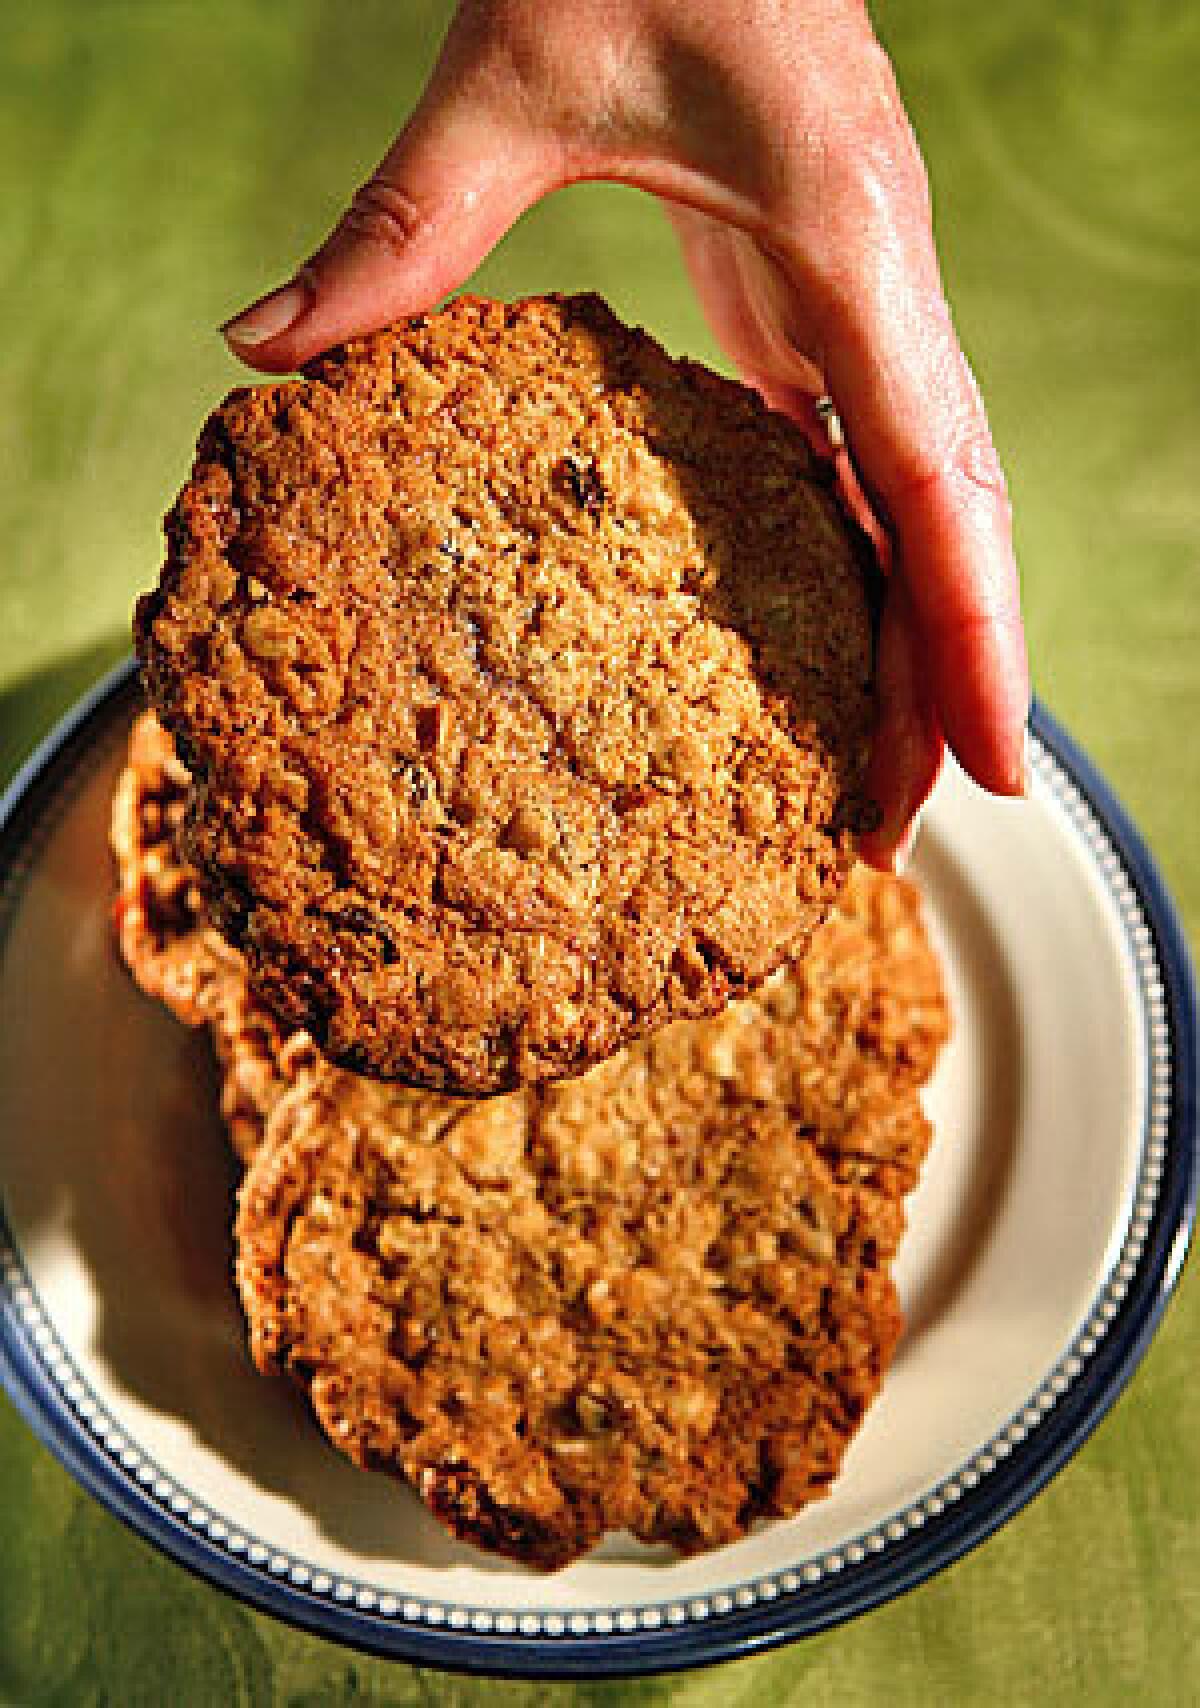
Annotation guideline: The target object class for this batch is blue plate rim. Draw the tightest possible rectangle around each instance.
[0,660,1196,1680]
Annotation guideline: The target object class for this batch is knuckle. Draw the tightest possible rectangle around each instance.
[893,324,1012,520]
[339,176,424,257]
[953,429,1011,510]
[904,422,1013,536]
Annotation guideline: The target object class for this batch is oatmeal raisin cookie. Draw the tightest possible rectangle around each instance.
[135,294,877,1092]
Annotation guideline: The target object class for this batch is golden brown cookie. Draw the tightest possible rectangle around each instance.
[233,884,949,1569]
[110,710,235,1028]
[135,293,877,1093]
[111,710,315,1161]
[235,1074,907,1568]
[111,715,949,1567]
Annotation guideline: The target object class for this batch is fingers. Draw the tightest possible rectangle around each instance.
[218,0,1026,836]
[668,58,1028,804]
[664,207,946,863]
[857,576,944,871]
[222,20,564,371]
[812,187,1029,799]
[666,206,827,399]
[828,316,1027,799]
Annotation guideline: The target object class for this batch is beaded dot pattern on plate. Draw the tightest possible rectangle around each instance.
[0,716,1178,1643]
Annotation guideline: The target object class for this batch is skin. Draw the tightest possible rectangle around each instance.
[222,0,1029,867]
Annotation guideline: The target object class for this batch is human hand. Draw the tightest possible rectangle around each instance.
[221,0,1029,867]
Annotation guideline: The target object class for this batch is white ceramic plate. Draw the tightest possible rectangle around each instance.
[1,661,1195,1677]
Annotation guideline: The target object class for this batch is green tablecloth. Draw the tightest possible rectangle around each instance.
[2,4,1197,1702]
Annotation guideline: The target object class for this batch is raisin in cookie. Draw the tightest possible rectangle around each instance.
[236,1077,907,1568]
[136,294,877,1093]
[234,888,949,1569]
[112,714,942,1191]
[110,713,949,1566]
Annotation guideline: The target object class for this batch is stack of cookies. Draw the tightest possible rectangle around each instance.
[119,296,950,1568]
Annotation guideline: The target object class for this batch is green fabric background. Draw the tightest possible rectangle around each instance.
[1,3,1197,1702]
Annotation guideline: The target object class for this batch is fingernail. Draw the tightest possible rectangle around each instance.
[221,278,312,350]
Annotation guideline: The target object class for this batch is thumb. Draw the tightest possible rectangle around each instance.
[221,31,563,371]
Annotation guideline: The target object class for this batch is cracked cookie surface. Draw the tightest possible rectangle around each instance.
[234,875,948,1567]
[135,293,877,1092]
[236,1075,906,1568]
[111,712,949,1567]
